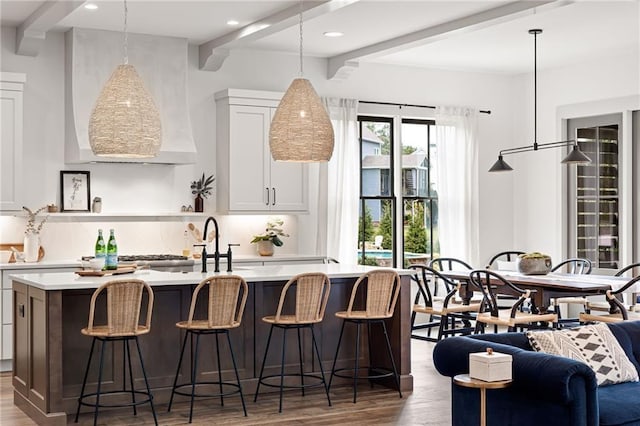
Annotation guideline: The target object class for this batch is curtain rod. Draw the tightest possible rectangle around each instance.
[358,100,491,115]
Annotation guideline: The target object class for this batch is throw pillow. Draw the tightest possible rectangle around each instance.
[526,323,639,386]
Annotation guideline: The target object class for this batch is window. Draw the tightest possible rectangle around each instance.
[568,114,621,270]
[357,115,438,268]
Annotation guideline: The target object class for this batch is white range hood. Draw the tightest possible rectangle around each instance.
[65,28,197,164]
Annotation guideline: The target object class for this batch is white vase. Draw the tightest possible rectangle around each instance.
[256,240,274,256]
[24,233,40,263]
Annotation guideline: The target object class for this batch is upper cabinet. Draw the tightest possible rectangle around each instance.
[215,89,308,213]
[1,73,25,211]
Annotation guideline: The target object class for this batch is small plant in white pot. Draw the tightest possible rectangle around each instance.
[251,218,289,256]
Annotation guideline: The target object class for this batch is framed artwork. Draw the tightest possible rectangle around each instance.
[60,171,90,212]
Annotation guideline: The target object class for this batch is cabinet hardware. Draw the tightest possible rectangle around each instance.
[272,188,276,205]
[265,187,269,205]
[18,304,24,318]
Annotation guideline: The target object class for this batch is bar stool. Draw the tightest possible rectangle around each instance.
[168,275,248,423]
[74,279,157,426]
[329,269,403,403]
[254,272,332,413]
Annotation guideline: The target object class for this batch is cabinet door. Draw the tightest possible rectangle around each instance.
[1,75,25,211]
[228,105,271,211]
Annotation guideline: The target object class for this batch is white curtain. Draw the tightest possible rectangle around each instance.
[320,98,359,264]
[434,106,480,267]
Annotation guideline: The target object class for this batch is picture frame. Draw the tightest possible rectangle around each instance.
[60,171,91,212]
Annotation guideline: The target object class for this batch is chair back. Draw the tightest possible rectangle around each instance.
[186,275,248,328]
[409,265,458,308]
[469,270,531,317]
[615,262,640,277]
[606,275,640,319]
[346,269,401,318]
[86,279,154,336]
[373,235,384,249]
[486,251,525,269]
[274,272,331,324]
[428,257,472,271]
[551,258,592,274]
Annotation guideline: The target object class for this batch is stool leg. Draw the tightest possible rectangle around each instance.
[328,320,346,391]
[297,327,305,396]
[353,321,361,403]
[310,325,331,407]
[168,330,189,412]
[278,326,288,413]
[225,330,247,416]
[125,339,137,416]
[134,336,158,426]
[380,320,402,399]
[254,324,274,403]
[93,338,107,426]
[215,332,224,407]
[75,337,97,423]
[188,333,201,424]
[366,322,373,389]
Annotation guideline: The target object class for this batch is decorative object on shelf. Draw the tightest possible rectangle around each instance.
[23,206,48,263]
[488,29,591,172]
[92,197,102,213]
[88,0,161,158]
[60,170,90,212]
[268,0,334,162]
[251,218,289,256]
[516,252,552,275]
[190,173,215,213]
[47,203,58,213]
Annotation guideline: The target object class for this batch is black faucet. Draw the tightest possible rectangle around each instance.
[197,216,238,273]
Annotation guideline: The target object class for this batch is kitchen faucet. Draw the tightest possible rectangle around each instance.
[197,216,237,273]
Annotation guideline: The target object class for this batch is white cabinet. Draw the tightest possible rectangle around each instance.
[215,89,308,213]
[0,72,26,211]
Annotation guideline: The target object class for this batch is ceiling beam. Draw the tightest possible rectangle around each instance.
[199,0,359,71]
[328,0,574,79]
[16,0,86,56]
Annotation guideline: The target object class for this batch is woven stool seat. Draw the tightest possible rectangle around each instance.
[168,275,248,423]
[254,272,332,413]
[75,279,157,426]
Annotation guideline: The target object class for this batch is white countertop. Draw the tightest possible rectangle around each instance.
[9,263,413,291]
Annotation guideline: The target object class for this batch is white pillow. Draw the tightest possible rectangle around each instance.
[496,260,518,271]
[526,323,639,386]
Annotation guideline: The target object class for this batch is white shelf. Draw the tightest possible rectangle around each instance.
[0,212,215,222]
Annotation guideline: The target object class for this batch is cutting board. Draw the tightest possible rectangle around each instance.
[0,243,45,262]
[75,266,137,277]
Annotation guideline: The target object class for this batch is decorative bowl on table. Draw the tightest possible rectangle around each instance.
[516,252,552,275]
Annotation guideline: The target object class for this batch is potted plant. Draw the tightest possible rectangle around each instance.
[251,218,289,256]
[517,252,553,275]
[23,206,48,262]
[190,173,215,212]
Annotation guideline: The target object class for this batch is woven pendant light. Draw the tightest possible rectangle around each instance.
[88,0,161,158]
[269,1,334,162]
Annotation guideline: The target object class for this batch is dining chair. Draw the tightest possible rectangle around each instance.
[485,251,525,309]
[583,262,640,316]
[550,258,592,326]
[469,269,558,333]
[580,275,640,323]
[427,257,473,297]
[409,265,481,341]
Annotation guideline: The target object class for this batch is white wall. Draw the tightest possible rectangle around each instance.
[1,26,516,263]
[512,50,640,263]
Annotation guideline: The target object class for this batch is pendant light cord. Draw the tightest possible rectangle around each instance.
[533,30,537,149]
[298,0,303,77]
[123,0,129,65]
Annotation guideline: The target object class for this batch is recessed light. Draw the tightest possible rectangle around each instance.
[84,3,98,10]
[323,31,344,37]
[227,20,239,26]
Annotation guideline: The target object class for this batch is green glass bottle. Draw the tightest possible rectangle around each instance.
[94,229,106,268]
[105,229,118,270]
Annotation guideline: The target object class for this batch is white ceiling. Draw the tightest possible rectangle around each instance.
[1,0,638,75]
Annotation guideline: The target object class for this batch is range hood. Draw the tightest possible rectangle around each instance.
[65,28,197,164]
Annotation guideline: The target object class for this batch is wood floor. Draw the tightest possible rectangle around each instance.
[0,340,451,425]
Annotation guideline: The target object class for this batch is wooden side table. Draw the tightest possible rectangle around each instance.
[453,374,512,426]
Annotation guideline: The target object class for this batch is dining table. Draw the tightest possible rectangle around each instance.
[439,270,633,313]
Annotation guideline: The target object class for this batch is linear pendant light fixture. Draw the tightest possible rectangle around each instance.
[269,0,334,162]
[489,29,591,172]
[88,0,162,158]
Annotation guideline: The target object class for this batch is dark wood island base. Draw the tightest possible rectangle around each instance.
[11,266,413,425]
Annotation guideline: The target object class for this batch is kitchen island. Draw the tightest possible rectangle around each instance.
[10,264,413,425]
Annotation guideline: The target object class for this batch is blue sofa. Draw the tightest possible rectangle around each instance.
[433,321,640,426]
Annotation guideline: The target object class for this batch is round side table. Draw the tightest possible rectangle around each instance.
[453,374,512,426]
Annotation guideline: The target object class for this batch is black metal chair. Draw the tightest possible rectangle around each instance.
[470,270,558,333]
[486,251,525,270]
[580,275,640,323]
[428,257,473,297]
[550,258,592,326]
[584,262,640,315]
[409,265,480,341]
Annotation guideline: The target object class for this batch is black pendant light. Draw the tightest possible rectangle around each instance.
[488,29,591,172]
